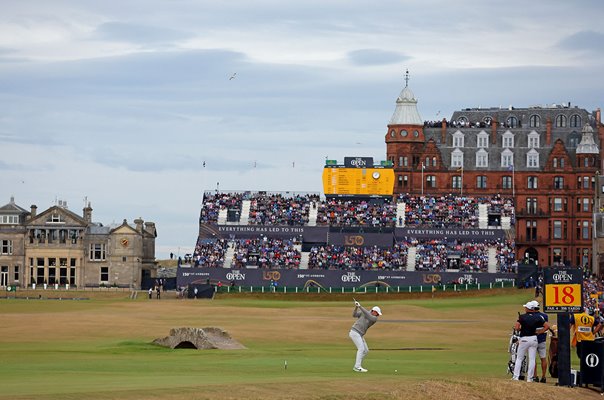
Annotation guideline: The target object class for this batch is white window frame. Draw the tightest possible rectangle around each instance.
[501,149,513,168]
[0,215,19,224]
[528,131,540,148]
[89,243,106,261]
[526,149,539,168]
[477,131,489,148]
[1,240,12,255]
[502,131,514,148]
[452,130,465,148]
[476,149,488,168]
[451,149,463,168]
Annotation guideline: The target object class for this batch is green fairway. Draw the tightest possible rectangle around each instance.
[0,289,593,400]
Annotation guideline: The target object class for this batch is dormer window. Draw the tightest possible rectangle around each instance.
[452,130,464,148]
[451,148,463,168]
[476,149,488,168]
[529,115,540,128]
[502,131,514,148]
[527,149,539,168]
[0,215,19,224]
[570,114,581,128]
[506,116,518,128]
[555,115,567,128]
[456,116,468,126]
[501,149,514,168]
[528,131,540,148]
[477,131,489,148]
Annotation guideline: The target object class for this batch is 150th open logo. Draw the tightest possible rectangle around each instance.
[344,235,364,246]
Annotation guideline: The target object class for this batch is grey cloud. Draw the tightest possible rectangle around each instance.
[347,49,410,66]
[556,30,604,53]
[0,132,61,146]
[93,21,194,44]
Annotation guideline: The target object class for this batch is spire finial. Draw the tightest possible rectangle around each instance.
[404,68,409,88]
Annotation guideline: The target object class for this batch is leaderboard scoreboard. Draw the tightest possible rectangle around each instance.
[322,157,394,196]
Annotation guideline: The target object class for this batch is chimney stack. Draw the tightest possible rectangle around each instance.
[83,203,92,223]
[491,118,498,145]
[134,218,144,233]
[30,205,37,218]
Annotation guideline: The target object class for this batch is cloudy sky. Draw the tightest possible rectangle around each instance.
[1,0,603,258]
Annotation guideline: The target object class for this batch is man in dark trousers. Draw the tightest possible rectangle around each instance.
[571,307,602,359]
[512,300,549,382]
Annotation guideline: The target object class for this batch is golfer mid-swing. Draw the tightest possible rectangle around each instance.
[349,299,382,372]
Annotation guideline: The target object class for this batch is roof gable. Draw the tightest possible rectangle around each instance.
[110,221,139,235]
[26,205,87,227]
[0,197,29,214]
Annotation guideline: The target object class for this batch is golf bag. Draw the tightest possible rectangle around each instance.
[548,331,559,378]
[508,329,526,379]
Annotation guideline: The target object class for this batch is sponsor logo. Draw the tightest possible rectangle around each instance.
[586,353,600,368]
[423,274,441,284]
[263,271,281,281]
[350,158,367,167]
[342,272,361,283]
[344,235,364,246]
[181,272,209,277]
[226,271,246,281]
[552,271,574,283]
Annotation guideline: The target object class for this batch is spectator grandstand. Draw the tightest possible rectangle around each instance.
[199,191,514,230]
[192,191,517,274]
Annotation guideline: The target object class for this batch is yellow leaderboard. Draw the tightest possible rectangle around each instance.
[322,167,394,196]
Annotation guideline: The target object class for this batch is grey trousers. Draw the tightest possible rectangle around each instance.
[349,330,368,369]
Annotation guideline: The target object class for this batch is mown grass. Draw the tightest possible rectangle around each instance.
[0,289,595,400]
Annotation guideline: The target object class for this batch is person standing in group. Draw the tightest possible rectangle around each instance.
[349,299,381,372]
[512,300,549,382]
[532,301,549,383]
[571,307,602,359]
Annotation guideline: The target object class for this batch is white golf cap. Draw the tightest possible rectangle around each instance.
[371,306,382,316]
[523,300,539,310]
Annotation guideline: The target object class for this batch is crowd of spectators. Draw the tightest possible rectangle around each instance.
[248,193,319,226]
[399,194,480,228]
[489,195,515,221]
[199,192,514,230]
[199,192,244,224]
[192,238,229,268]
[231,237,301,269]
[398,193,514,229]
[406,237,515,273]
[315,198,398,227]
[304,238,515,272]
[307,244,407,270]
[423,119,519,129]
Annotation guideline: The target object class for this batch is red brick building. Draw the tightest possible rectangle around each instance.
[385,80,603,272]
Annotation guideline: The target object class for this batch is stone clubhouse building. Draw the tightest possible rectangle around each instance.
[0,197,157,289]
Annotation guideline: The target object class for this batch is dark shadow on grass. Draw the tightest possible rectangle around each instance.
[371,347,449,351]
[380,319,476,323]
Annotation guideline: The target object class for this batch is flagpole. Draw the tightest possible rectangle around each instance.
[460,167,463,196]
